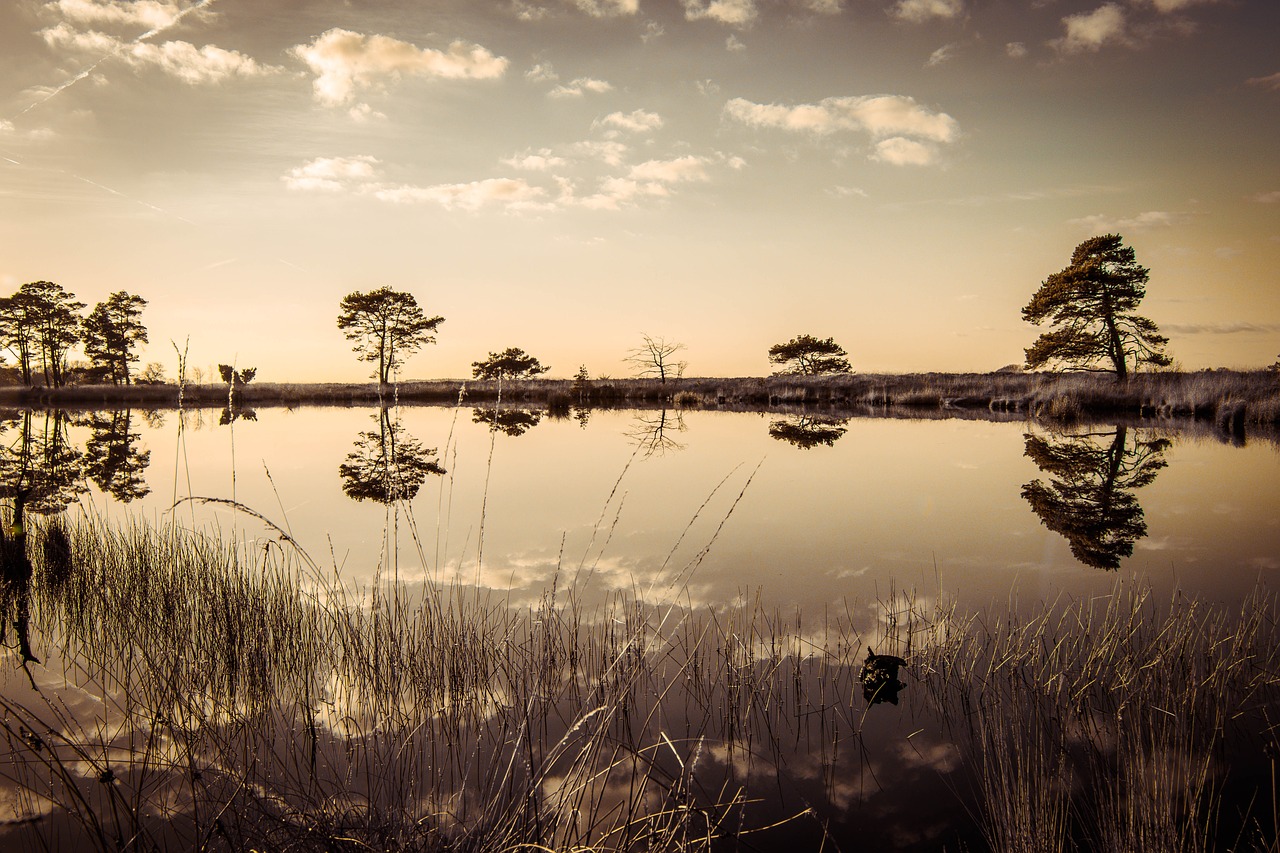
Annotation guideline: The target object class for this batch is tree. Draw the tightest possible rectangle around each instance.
[0,291,40,385]
[625,334,686,383]
[768,334,852,375]
[1023,235,1171,378]
[82,291,148,385]
[7,282,84,387]
[471,347,551,381]
[84,409,151,502]
[337,287,444,385]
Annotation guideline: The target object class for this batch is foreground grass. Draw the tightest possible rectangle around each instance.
[4,370,1279,429]
[1,515,1279,851]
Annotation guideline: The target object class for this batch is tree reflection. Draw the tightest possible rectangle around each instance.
[768,415,849,449]
[219,406,257,425]
[1021,426,1171,570]
[625,408,686,457]
[85,409,151,502]
[472,407,542,437]
[340,409,445,504]
[0,410,86,515]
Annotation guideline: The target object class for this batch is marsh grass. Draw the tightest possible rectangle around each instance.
[1,507,1278,851]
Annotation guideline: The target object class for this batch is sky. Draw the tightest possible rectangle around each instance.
[1,0,1277,382]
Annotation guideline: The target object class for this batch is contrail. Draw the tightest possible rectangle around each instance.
[14,0,218,118]
[2,150,199,225]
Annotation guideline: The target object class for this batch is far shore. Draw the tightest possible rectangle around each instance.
[2,370,1278,431]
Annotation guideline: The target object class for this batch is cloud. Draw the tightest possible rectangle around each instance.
[283,155,381,192]
[1162,322,1280,335]
[871,137,938,165]
[1143,0,1216,11]
[1254,190,1280,203]
[1246,72,1280,91]
[548,76,613,97]
[682,0,758,27]
[889,0,963,23]
[1068,210,1190,231]
[41,22,277,84]
[291,28,507,107]
[567,0,639,15]
[828,185,868,198]
[1052,4,1127,54]
[925,43,957,67]
[571,139,629,166]
[724,94,958,144]
[726,34,746,52]
[596,109,663,132]
[502,148,568,170]
[1006,41,1028,58]
[628,155,712,183]
[373,178,547,211]
[526,62,558,83]
[800,0,843,13]
[46,0,194,31]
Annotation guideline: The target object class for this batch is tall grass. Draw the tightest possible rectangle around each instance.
[2,511,1278,851]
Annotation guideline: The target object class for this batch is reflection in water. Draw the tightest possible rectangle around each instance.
[472,407,542,437]
[625,408,686,457]
[1021,425,1171,570]
[768,414,850,449]
[219,405,257,425]
[0,495,38,665]
[0,410,85,515]
[84,409,151,502]
[339,409,445,503]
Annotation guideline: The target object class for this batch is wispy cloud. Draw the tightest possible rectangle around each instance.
[548,76,613,97]
[373,178,547,211]
[682,0,758,27]
[925,43,958,67]
[567,0,639,15]
[291,28,507,108]
[1162,322,1280,335]
[282,155,380,191]
[889,0,963,24]
[502,148,569,171]
[1254,190,1280,203]
[1246,72,1280,91]
[1068,210,1190,231]
[596,109,664,133]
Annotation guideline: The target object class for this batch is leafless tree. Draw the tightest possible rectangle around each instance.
[625,334,687,383]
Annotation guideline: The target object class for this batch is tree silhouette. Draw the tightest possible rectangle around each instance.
[471,347,551,380]
[1021,426,1170,570]
[0,410,86,517]
[338,287,444,385]
[768,415,849,449]
[0,291,40,385]
[768,334,852,375]
[625,334,686,384]
[84,410,151,502]
[9,281,84,387]
[339,409,445,503]
[82,291,148,385]
[472,407,543,437]
[1023,235,1171,378]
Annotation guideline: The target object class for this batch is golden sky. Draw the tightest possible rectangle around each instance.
[2,0,1277,380]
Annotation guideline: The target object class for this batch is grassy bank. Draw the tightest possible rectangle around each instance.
[3,370,1278,428]
[2,514,1278,851]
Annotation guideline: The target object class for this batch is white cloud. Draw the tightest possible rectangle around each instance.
[567,0,640,15]
[46,0,190,31]
[724,94,958,143]
[597,109,664,132]
[641,20,665,41]
[890,0,963,23]
[628,155,712,183]
[1006,41,1028,58]
[548,76,613,97]
[871,137,937,166]
[1052,4,1127,54]
[502,148,568,171]
[828,185,868,198]
[925,43,957,67]
[1068,210,1189,231]
[526,62,558,83]
[800,0,843,13]
[572,139,629,166]
[1143,0,1215,12]
[682,0,758,27]
[291,28,507,107]
[283,155,381,192]
[373,178,547,211]
[41,22,277,84]
[726,34,746,51]
[1246,72,1280,91]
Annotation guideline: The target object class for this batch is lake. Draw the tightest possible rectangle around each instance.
[2,402,1278,850]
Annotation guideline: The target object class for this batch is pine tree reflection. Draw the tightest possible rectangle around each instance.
[1021,426,1171,570]
[0,410,85,515]
[625,408,686,457]
[85,409,151,502]
[768,415,849,449]
[472,407,543,437]
[340,409,445,503]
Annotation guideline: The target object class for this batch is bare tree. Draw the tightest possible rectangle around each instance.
[625,334,686,383]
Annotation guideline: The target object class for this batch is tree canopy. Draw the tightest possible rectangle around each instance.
[337,287,443,384]
[82,291,148,385]
[768,334,852,375]
[472,347,550,381]
[1023,235,1171,378]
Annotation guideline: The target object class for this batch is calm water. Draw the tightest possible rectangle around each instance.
[4,403,1280,850]
[7,403,1278,617]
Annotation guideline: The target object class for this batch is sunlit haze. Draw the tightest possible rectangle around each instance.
[2,0,1277,381]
